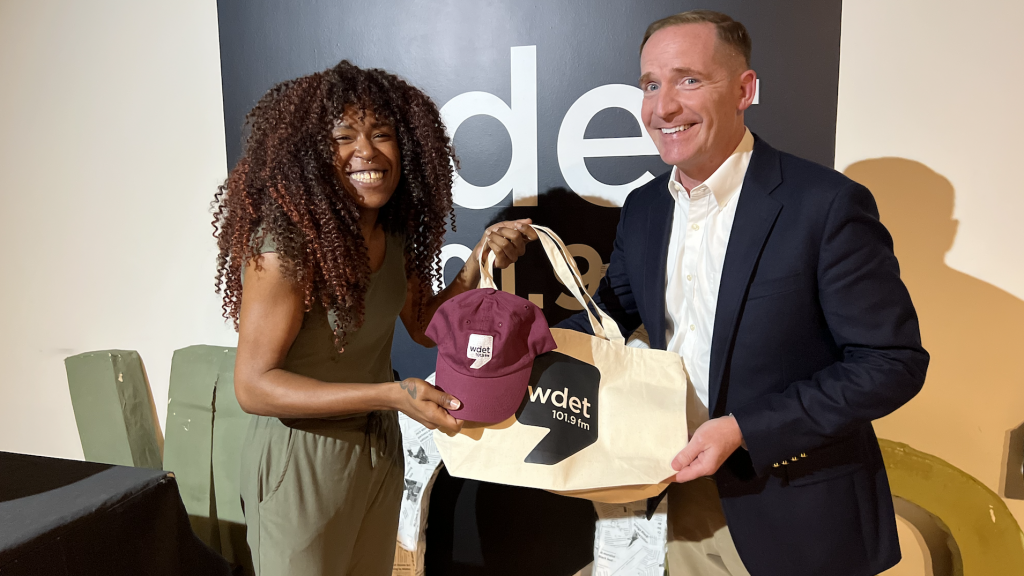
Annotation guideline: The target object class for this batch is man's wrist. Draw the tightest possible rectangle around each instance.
[728,413,747,450]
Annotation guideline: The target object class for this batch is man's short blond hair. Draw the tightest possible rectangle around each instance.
[641,10,752,69]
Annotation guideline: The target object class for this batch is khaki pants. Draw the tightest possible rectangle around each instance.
[667,477,751,576]
[240,412,404,576]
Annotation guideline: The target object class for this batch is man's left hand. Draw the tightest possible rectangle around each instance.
[671,415,745,483]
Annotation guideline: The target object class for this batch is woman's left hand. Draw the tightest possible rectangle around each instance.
[407,218,540,346]
[475,218,539,269]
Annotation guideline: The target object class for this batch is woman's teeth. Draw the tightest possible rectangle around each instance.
[662,124,694,134]
[350,170,385,183]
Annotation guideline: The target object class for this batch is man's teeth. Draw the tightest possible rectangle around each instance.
[350,170,384,183]
[662,124,694,134]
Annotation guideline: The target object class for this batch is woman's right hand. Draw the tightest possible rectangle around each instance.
[392,378,463,434]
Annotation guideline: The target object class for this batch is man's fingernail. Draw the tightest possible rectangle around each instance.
[450,398,461,409]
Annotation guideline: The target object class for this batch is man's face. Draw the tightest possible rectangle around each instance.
[640,23,754,180]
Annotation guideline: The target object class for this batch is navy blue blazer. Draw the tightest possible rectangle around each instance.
[558,135,928,576]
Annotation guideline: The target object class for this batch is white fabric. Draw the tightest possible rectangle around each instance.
[395,406,443,549]
[591,497,669,575]
[393,384,445,576]
[664,129,754,425]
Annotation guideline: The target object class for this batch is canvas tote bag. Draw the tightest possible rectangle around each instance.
[433,225,688,503]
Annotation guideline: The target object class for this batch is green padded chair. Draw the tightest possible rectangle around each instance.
[64,350,163,470]
[163,345,252,575]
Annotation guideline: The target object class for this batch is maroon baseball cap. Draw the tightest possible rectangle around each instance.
[426,288,557,423]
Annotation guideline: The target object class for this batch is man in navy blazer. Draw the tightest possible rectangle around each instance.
[558,11,928,576]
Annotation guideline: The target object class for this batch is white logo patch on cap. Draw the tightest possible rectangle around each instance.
[467,334,494,369]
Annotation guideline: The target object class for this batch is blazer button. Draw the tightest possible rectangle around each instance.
[781,461,789,465]
[791,457,799,462]
[800,453,808,458]
[772,463,779,468]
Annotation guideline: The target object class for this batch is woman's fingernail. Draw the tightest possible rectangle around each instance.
[450,398,461,409]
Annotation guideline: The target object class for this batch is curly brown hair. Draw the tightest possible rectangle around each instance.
[212,60,456,349]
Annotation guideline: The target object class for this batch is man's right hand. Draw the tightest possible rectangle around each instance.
[393,378,463,434]
[671,415,744,482]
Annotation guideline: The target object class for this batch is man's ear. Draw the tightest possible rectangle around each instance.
[737,69,757,112]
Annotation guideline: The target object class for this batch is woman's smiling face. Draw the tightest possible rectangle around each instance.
[331,106,402,210]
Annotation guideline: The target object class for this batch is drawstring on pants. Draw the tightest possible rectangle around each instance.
[365,411,391,468]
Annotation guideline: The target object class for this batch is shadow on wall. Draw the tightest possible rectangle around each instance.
[488,186,615,234]
[844,158,1024,507]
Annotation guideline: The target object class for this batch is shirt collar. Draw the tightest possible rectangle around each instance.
[667,128,754,208]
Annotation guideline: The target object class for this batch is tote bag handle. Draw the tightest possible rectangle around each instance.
[478,224,624,344]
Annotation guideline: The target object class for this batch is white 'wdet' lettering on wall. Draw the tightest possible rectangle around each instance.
[557,84,659,206]
[440,46,660,209]
[440,46,538,208]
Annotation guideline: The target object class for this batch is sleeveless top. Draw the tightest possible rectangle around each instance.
[253,232,408,389]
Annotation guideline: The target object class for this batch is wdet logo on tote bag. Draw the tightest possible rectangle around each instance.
[517,352,600,465]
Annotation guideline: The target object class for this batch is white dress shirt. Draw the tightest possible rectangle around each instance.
[664,129,754,428]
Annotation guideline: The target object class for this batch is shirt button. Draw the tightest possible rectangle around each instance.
[686,274,692,281]
[689,324,696,331]
[691,223,699,231]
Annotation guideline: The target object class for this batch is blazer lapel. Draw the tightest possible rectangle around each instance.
[644,179,675,350]
[708,136,784,416]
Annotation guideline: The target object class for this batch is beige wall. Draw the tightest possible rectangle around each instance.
[0,0,235,458]
[836,0,1024,573]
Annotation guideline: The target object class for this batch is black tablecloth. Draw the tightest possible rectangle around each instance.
[0,451,230,575]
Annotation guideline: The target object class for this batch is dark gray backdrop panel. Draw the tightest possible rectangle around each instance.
[216,2,842,573]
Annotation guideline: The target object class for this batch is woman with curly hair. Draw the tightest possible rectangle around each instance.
[212,60,535,576]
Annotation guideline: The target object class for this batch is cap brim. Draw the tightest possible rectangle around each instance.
[433,353,531,424]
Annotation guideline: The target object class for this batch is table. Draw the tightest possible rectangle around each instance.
[0,451,230,575]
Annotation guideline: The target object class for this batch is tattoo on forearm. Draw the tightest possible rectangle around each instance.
[400,380,418,400]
